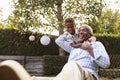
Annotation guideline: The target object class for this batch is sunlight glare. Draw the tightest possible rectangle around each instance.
[0,0,14,20]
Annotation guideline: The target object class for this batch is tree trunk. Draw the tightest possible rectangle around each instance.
[56,0,66,56]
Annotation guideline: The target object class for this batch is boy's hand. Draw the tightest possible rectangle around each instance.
[88,36,96,42]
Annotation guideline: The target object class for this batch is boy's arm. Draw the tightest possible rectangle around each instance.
[71,42,82,48]
[71,36,96,48]
[55,34,73,53]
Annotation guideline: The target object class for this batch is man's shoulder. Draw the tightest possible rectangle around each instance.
[92,41,103,46]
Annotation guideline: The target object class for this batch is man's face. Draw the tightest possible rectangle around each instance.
[65,22,75,35]
[78,27,91,42]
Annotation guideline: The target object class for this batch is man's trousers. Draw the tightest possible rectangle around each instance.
[53,61,96,80]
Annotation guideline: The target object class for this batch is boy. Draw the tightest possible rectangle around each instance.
[64,18,96,48]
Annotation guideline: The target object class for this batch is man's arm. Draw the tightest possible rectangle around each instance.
[91,42,110,68]
[55,34,73,53]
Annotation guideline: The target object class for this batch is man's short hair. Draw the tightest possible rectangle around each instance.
[80,24,93,35]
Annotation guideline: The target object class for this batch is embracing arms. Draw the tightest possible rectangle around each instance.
[55,34,73,53]
[91,42,110,68]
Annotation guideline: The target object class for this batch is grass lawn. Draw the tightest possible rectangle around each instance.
[100,77,120,80]
[100,77,111,80]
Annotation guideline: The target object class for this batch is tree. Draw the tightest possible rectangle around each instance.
[0,8,5,28]
[96,9,120,34]
[9,0,104,56]
[0,8,4,23]
[112,10,120,34]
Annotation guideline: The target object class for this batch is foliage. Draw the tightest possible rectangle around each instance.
[96,36,120,55]
[100,78,111,80]
[0,29,120,55]
[0,22,16,29]
[8,0,104,34]
[96,9,120,34]
[0,8,3,21]
[8,0,105,56]
[43,55,68,75]
[0,29,59,56]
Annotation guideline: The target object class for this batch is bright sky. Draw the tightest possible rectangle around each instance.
[105,0,120,10]
[0,0,14,20]
[0,0,120,20]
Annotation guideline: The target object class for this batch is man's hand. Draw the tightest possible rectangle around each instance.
[81,41,91,49]
[81,41,94,58]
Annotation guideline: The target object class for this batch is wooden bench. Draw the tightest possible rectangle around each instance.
[25,56,44,76]
[0,55,44,76]
[0,55,25,66]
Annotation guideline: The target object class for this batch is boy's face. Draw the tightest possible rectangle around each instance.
[65,22,75,35]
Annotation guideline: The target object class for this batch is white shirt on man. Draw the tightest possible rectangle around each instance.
[55,34,110,79]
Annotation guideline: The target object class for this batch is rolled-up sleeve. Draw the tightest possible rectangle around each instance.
[55,34,73,53]
[91,42,110,68]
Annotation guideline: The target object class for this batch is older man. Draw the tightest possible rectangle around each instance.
[54,24,110,80]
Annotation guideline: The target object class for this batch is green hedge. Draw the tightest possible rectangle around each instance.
[43,55,68,75]
[0,29,59,56]
[96,36,120,54]
[0,29,120,55]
